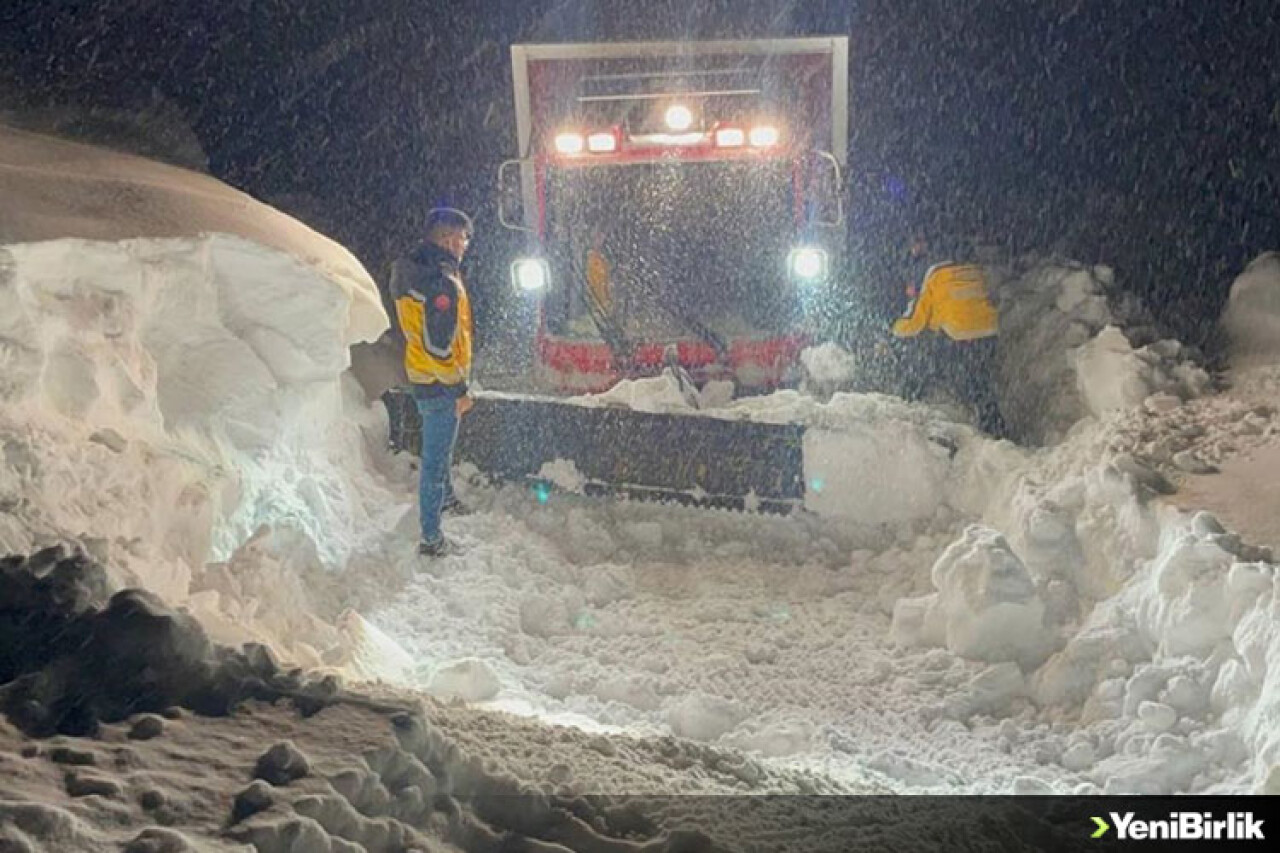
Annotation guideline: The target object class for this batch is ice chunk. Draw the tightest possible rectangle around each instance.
[924,526,1054,667]
[667,693,744,741]
[427,658,502,703]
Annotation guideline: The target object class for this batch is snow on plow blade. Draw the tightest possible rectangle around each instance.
[385,391,806,513]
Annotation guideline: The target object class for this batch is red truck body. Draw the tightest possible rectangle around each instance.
[504,38,848,392]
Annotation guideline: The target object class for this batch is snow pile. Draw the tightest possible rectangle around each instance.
[891,526,1056,669]
[1,191,407,669]
[994,262,1210,443]
[1073,329,1211,422]
[945,352,1280,793]
[1221,252,1280,369]
[536,458,588,494]
[0,124,385,344]
[1026,506,1280,794]
[792,393,1025,525]
[570,369,698,412]
[799,342,859,399]
[835,264,1280,794]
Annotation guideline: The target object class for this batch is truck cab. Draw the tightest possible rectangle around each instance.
[500,38,848,393]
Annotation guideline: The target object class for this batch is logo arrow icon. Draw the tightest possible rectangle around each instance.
[1091,816,1110,838]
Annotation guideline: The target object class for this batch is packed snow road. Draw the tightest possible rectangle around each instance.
[368,484,1091,795]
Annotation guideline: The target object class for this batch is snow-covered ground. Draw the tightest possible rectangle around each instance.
[5,128,1280,850]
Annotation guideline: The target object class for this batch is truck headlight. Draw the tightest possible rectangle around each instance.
[788,245,828,284]
[511,257,550,292]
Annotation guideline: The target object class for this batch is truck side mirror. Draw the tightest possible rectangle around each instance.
[805,150,845,229]
[498,158,534,232]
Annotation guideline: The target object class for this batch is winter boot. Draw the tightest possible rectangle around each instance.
[442,498,473,517]
[418,537,462,558]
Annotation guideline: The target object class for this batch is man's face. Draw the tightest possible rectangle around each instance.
[440,228,471,261]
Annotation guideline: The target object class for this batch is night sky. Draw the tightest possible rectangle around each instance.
[2,0,1278,351]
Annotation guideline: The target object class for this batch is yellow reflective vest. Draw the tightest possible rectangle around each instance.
[391,243,473,392]
[585,248,613,315]
[892,263,998,341]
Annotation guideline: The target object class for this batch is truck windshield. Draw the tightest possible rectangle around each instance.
[544,160,800,341]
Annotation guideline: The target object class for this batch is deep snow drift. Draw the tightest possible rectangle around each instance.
[0,125,401,672]
[0,233,411,671]
[0,123,384,340]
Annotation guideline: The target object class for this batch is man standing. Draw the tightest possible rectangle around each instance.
[391,208,475,557]
[890,237,1007,437]
[584,230,614,317]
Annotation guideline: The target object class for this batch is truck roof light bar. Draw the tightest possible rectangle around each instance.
[577,89,761,103]
[664,104,694,131]
[714,127,746,147]
[586,131,618,153]
[583,68,756,83]
[630,131,705,146]
[554,132,585,154]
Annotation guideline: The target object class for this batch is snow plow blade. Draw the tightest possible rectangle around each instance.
[385,391,806,513]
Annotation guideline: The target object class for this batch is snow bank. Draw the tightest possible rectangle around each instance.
[994,262,1209,443]
[3,236,376,446]
[1026,505,1280,794]
[1221,252,1280,369]
[0,124,386,346]
[932,363,1280,793]
[891,526,1056,669]
[0,233,404,671]
[869,273,1280,794]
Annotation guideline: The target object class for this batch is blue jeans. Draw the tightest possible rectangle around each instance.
[415,395,459,544]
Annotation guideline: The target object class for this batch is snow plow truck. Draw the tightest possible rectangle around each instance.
[388,37,849,511]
